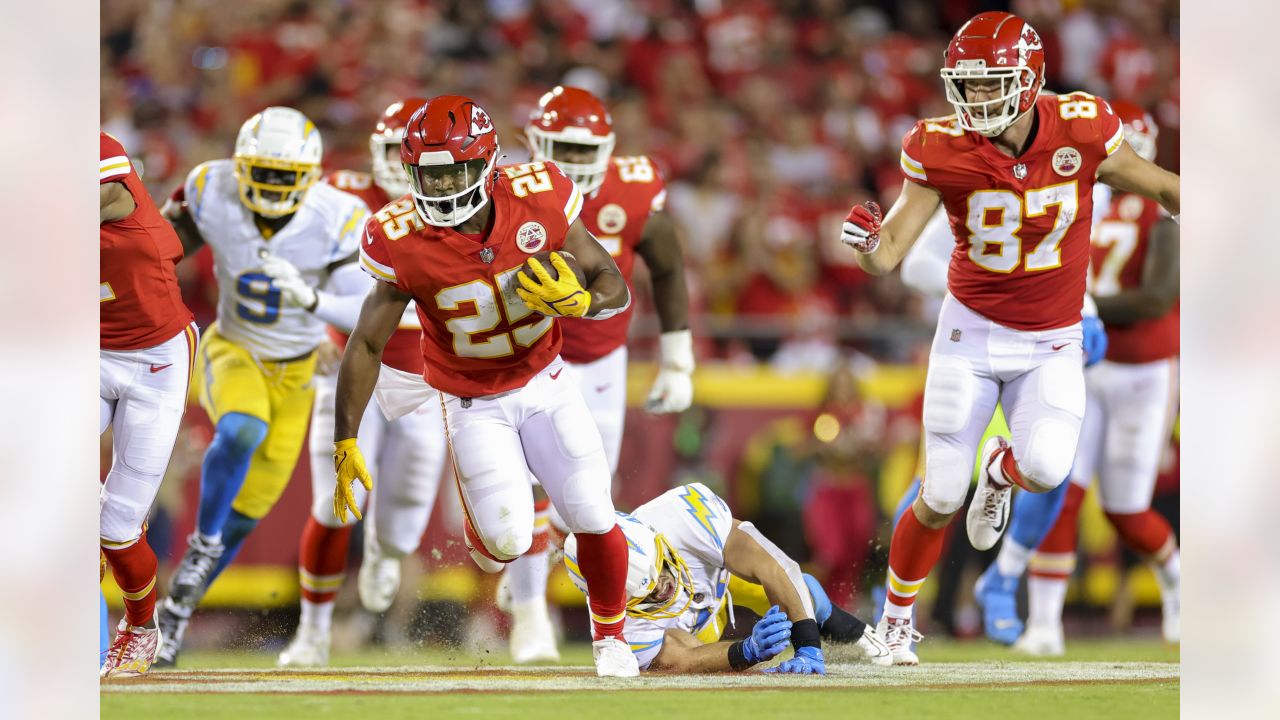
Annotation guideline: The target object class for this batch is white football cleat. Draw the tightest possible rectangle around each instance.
[857,627,894,667]
[101,618,163,678]
[358,551,401,614]
[277,624,331,667]
[876,615,922,666]
[509,597,560,664]
[494,572,513,614]
[967,436,1014,551]
[592,637,639,677]
[1014,623,1065,657]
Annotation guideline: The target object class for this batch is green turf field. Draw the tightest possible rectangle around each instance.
[101,638,1179,719]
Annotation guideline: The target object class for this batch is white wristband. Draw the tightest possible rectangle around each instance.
[658,329,695,373]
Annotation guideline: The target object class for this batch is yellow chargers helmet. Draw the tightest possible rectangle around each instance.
[233,106,322,217]
[564,514,695,621]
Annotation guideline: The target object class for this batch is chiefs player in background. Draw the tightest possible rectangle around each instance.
[497,86,693,663]
[273,99,449,667]
[1009,101,1180,655]
[333,96,640,677]
[100,131,198,677]
[841,11,1180,664]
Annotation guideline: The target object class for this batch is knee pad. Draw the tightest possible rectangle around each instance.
[921,445,970,516]
[923,356,976,436]
[1017,420,1077,491]
[553,474,615,534]
[466,513,531,564]
[214,413,268,458]
[100,468,157,545]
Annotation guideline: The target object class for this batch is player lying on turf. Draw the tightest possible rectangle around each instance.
[563,483,891,673]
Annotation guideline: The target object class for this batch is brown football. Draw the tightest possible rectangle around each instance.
[519,250,586,287]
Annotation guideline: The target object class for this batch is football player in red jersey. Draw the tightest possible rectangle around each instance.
[840,11,1180,664]
[273,99,450,666]
[333,95,640,677]
[495,86,693,663]
[1015,101,1180,655]
[99,131,198,677]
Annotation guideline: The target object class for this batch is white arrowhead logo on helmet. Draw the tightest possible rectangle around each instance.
[471,106,494,136]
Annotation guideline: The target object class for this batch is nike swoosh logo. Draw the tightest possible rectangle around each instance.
[992,508,1007,534]
[150,363,173,373]
[550,369,563,380]
[1051,343,1069,351]
[595,384,611,393]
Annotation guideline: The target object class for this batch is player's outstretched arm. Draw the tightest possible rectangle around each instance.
[100,181,135,224]
[1097,142,1180,217]
[1095,218,1179,324]
[160,187,205,254]
[564,219,630,318]
[636,210,695,413]
[723,520,815,623]
[334,280,410,441]
[846,180,942,276]
[648,612,791,674]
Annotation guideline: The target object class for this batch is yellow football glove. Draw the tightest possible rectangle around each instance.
[333,438,373,523]
[515,252,591,318]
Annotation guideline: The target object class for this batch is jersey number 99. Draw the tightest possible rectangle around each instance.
[235,272,282,324]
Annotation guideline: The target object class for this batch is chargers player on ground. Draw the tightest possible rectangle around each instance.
[154,107,370,666]
[840,11,1179,664]
[563,483,890,673]
[276,99,450,667]
[499,86,693,663]
[333,95,640,677]
[989,102,1179,655]
[100,132,198,677]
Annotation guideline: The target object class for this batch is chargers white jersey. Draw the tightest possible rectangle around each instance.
[184,160,368,359]
[623,483,735,670]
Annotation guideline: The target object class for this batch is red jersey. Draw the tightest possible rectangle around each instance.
[1089,192,1178,363]
[560,155,666,364]
[321,169,423,374]
[100,132,193,351]
[359,161,583,397]
[900,92,1125,330]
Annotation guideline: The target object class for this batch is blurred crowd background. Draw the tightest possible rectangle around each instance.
[100,0,1180,653]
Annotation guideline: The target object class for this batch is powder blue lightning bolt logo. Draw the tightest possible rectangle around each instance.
[617,513,649,557]
[679,485,725,550]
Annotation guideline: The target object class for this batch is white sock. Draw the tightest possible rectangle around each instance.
[1155,548,1180,593]
[197,531,222,546]
[300,598,334,634]
[506,548,551,605]
[1026,576,1067,629]
[883,599,914,622]
[996,539,1032,577]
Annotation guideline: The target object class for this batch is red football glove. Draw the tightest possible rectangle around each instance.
[841,201,882,254]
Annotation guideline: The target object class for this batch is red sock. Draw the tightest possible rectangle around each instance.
[102,534,158,627]
[1029,483,1085,580]
[1105,509,1174,558]
[573,524,628,640]
[527,498,551,556]
[298,517,353,604]
[884,508,947,615]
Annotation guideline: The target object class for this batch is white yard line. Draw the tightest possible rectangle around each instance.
[103,662,1180,694]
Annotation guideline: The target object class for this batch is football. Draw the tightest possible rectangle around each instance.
[519,250,586,287]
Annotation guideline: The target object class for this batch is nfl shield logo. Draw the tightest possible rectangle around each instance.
[1013,163,1027,180]
[950,329,962,342]
[480,247,494,263]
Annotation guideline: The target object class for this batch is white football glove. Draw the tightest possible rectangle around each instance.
[260,254,317,310]
[841,201,882,254]
[646,329,694,414]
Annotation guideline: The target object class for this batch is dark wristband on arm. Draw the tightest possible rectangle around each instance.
[727,640,755,671]
[791,619,821,651]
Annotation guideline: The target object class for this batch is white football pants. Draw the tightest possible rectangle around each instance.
[1069,357,1179,513]
[308,365,447,558]
[443,356,617,562]
[921,295,1085,514]
[565,344,628,476]
[99,324,197,546]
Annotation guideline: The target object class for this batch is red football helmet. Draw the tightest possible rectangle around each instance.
[400,95,500,227]
[1109,99,1158,162]
[370,97,427,198]
[525,86,616,194]
[941,11,1046,137]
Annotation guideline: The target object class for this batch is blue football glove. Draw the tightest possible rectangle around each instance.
[743,605,791,663]
[803,574,832,626]
[763,645,827,675]
[1081,316,1108,367]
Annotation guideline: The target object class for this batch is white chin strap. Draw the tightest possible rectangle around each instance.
[942,66,1036,137]
[526,127,614,195]
[410,154,496,228]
